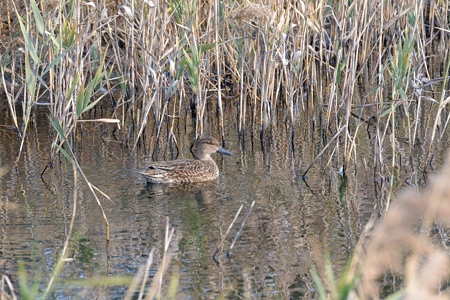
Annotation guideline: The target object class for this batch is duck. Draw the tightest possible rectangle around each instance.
[138,137,232,184]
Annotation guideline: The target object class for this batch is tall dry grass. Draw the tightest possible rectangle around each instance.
[312,152,450,299]
[2,1,449,161]
[353,152,450,299]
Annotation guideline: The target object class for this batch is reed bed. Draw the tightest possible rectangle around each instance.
[2,1,449,163]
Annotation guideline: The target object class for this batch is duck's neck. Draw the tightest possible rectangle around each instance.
[196,154,213,160]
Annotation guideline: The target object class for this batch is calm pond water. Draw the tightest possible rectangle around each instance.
[0,98,445,298]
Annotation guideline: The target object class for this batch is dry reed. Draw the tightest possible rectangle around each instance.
[354,152,450,299]
[312,152,450,299]
[2,0,448,162]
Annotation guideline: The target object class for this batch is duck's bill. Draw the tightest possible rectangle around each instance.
[217,148,233,156]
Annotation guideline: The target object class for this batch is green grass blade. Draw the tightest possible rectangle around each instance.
[311,268,328,300]
[385,290,406,300]
[17,261,39,300]
[57,146,74,162]
[16,14,40,64]
[75,83,86,117]
[30,0,45,35]
[70,276,132,287]
[182,48,194,70]
[49,116,68,141]
[82,93,108,114]
[42,49,69,75]
[24,56,36,98]
[325,258,337,298]
[66,73,80,101]
[198,42,216,54]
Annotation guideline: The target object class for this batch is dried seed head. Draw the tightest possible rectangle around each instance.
[46,0,60,10]
[229,4,272,23]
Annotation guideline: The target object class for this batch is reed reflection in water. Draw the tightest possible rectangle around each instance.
[0,104,422,298]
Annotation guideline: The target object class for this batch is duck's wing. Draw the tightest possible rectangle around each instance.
[165,160,219,182]
[138,159,198,183]
[147,160,196,172]
[138,159,218,183]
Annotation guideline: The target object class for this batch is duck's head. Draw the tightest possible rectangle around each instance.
[195,137,233,160]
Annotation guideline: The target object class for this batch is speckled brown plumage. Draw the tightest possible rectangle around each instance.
[138,137,232,184]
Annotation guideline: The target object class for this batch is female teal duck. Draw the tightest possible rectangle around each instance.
[138,137,232,184]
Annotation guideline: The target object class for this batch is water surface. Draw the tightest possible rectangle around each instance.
[0,102,427,298]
